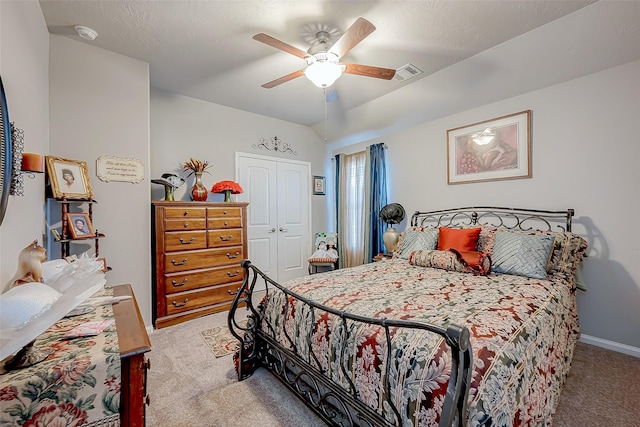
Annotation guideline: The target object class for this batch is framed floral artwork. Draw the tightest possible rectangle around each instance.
[447,110,531,184]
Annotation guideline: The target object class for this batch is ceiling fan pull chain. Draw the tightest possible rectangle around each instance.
[324,89,328,141]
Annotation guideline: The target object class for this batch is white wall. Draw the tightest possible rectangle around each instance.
[0,1,49,287]
[150,88,331,236]
[334,60,640,349]
[48,36,152,325]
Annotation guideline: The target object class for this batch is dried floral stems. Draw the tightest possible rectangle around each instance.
[183,158,212,177]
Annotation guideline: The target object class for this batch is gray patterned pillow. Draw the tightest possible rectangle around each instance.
[491,231,554,279]
[396,230,438,259]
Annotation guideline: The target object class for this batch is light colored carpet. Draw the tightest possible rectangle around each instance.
[147,310,640,427]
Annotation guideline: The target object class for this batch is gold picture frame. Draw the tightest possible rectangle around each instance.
[447,110,531,184]
[66,212,96,239]
[46,156,93,200]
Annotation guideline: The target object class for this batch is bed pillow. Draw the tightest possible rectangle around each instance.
[437,227,481,252]
[409,249,491,275]
[395,229,438,259]
[491,231,555,279]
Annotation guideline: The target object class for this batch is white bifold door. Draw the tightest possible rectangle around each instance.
[236,153,311,283]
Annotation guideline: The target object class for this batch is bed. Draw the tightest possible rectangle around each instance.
[227,207,588,427]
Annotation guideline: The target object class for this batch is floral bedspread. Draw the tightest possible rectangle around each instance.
[0,288,121,427]
[260,258,580,426]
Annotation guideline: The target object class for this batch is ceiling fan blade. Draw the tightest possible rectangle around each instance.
[324,85,339,103]
[343,63,396,80]
[261,69,305,88]
[328,17,376,59]
[253,33,309,59]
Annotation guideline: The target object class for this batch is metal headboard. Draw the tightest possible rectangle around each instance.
[410,206,574,232]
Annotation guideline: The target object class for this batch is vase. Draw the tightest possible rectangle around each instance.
[190,172,208,201]
[223,190,232,202]
[382,227,400,253]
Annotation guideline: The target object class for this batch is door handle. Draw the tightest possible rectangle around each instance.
[279,227,288,232]
[268,228,276,233]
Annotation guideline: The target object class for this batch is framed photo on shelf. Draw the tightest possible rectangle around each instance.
[66,212,95,239]
[313,175,326,195]
[46,156,93,200]
[447,110,531,185]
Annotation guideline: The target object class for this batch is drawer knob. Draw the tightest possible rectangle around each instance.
[171,278,188,287]
[171,258,188,266]
[179,237,195,244]
[227,270,240,277]
[224,221,228,226]
[226,251,240,259]
[223,210,228,215]
[219,234,233,241]
[183,223,189,228]
[172,298,189,307]
[183,211,189,216]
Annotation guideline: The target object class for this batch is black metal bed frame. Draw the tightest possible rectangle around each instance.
[227,207,575,427]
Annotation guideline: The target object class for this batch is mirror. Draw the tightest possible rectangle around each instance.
[0,75,12,226]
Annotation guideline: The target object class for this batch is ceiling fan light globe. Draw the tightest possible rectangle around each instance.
[304,61,343,88]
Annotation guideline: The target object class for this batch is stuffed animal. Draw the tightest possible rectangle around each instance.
[3,240,48,293]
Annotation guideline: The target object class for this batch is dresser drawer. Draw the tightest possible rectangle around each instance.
[164,266,244,294]
[207,217,242,229]
[164,218,206,231]
[207,229,243,248]
[164,207,206,219]
[207,207,241,218]
[165,283,242,315]
[163,246,244,273]
[164,230,207,252]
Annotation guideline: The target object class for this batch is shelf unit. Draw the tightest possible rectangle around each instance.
[55,197,105,258]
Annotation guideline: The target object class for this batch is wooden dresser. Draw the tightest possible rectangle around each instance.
[152,201,248,328]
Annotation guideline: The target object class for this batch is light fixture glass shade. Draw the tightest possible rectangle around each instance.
[304,61,343,88]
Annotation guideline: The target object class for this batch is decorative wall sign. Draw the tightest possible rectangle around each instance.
[253,136,297,155]
[447,110,531,184]
[96,156,144,183]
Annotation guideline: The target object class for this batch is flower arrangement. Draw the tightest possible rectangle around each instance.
[211,180,243,202]
[182,158,212,177]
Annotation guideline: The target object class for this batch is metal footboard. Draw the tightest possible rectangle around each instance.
[228,260,473,427]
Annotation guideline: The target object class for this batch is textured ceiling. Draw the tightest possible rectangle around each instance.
[39,0,596,128]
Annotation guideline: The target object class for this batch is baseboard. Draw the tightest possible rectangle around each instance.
[146,325,154,335]
[579,334,640,358]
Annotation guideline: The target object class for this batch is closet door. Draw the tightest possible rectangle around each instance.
[236,153,310,283]
[276,161,310,282]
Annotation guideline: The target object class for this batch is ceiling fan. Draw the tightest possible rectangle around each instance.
[253,17,396,93]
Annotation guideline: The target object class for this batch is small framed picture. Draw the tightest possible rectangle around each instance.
[46,156,93,200]
[313,175,326,195]
[66,212,95,239]
[51,229,61,241]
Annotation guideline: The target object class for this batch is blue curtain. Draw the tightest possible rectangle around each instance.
[368,143,387,262]
[334,154,342,268]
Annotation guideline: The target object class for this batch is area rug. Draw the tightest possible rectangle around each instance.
[200,321,246,358]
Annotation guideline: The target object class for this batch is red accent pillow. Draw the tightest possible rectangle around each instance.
[437,227,481,252]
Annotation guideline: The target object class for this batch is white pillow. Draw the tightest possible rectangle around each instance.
[0,282,62,330]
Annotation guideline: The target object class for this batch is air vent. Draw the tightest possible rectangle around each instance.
[394,63,423,82]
